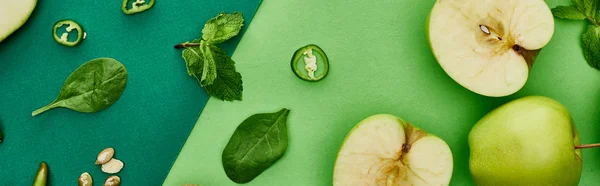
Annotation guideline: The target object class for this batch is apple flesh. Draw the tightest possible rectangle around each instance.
[333,114,453,186]
[469,96,582,186]
[0,0,37,42]
[427,0,554,97]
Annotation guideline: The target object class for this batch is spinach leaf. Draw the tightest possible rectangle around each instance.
[32,58,128,116]
[222,108,290,183]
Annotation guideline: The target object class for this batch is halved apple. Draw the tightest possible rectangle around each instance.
[0,0,37,42]
[427,0,555,97]
[333,114,453,186]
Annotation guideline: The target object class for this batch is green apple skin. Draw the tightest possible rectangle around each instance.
[468,96,582,186]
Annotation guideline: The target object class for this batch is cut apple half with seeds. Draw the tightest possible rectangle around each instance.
[333,114,453,186]
[427,0,555,97]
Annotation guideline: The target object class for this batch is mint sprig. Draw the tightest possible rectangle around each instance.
[552,0,600,70]
[175,12,244,101]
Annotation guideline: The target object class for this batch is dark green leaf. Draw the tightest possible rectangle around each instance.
[222,108,291,184]
[552,6,586,20]
[583,25,600,70]
[32,58,128,116]
[203,46,243,101]
[201,12,245,44]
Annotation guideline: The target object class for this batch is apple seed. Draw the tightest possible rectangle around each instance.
[479,25,490,35]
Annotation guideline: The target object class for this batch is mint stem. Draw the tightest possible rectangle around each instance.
[174,43,200,49]
[575,143,600,149]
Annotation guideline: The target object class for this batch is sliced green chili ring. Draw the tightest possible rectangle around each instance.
[122,0,155,15]
[52,20,84,47]
[291,44,330,82]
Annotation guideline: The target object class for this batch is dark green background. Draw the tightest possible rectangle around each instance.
[0,0,260,185]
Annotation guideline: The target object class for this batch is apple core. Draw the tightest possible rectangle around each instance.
[333,114,453,186]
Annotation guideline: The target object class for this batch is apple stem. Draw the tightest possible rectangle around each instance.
[575,143,600,149]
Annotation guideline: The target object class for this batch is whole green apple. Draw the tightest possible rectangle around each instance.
[469,96,582,186]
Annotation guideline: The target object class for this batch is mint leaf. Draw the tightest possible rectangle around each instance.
[574,0,600,24]
[200,41,217,86]
[181,39,204,77]
[204,45,243,101]
[583,25,600,70]
[552,6,587,20]
[584,0,596,16]
[201,12,244,44]
[181,40,217,86]
[182,44,243,101]
[572,0,585,12]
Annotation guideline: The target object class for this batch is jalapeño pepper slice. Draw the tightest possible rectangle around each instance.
[291,44,330,82]
[122,0,155,15]
[52,20,84,47]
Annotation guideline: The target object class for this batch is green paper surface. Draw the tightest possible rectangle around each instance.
[164,0,600,185]
[0,0,260,185]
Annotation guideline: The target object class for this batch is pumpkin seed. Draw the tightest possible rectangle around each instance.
[101,158,124,174]
[96,148,115,165]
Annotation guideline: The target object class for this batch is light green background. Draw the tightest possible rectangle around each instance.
[164,0,600,185]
